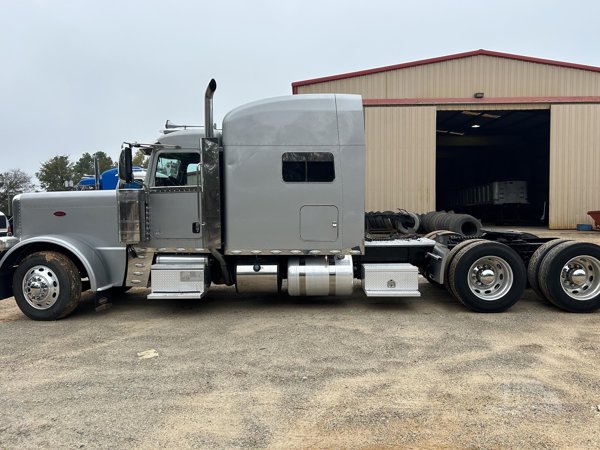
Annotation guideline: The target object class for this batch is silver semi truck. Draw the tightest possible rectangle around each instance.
[1,80,600,320]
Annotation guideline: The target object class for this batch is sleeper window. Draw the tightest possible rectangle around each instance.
[282,152,335,182]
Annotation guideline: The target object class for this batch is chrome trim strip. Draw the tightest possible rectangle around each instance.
[225,249,356,256]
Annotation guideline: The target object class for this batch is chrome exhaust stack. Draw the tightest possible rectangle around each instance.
[204,79,217,138]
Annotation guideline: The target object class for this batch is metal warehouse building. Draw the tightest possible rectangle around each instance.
[292,50,600,229]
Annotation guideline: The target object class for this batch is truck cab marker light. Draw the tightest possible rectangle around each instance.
[53,211,66,217]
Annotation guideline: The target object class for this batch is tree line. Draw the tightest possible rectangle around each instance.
[0,150,147,214]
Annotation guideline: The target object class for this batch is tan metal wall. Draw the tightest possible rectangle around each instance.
[550,104,600,228]
[297,55,600,98]
[364,106,436,212]
[298,55,600,227]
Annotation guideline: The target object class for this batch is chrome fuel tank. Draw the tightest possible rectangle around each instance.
[287,255,353,296]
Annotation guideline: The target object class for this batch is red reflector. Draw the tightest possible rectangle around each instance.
[53,211,66,217]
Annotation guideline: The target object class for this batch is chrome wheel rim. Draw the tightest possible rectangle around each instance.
[467,256,513,301]
[22,265,60,310]
[560,255,600,301]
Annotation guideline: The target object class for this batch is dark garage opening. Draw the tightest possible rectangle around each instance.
[436,109,550,225]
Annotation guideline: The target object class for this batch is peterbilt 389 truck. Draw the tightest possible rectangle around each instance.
[1,80,600,320]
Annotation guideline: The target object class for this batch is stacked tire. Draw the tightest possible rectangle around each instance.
[419,211,482,237]
[394,211,420,234]
[365,211,421,235]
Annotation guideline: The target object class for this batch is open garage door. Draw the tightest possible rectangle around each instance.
[550,104,600,229]
[436,108,550,225]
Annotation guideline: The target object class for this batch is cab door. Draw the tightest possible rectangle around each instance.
[147,150,202,248]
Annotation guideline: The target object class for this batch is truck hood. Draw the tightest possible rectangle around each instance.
[16,190,122,248]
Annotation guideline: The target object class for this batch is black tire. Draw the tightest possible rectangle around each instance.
[396,212,420,234]
[422,211,439,233]
[432,212,448,232]
[417,213,428,233]
[443,239,485,297]
[448,241,526,312]
[538,241,600,313]
[439,213,455,231]
[13,251,82,320]
[527,239,571,299]
[448,214,482,237]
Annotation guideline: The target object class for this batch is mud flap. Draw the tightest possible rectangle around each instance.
[95,290,113,312]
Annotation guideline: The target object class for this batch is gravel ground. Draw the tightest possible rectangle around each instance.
[1,279,600,449]
[1,228,600,449]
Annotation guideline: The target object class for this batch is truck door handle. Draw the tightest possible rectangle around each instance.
[192,222,201,233]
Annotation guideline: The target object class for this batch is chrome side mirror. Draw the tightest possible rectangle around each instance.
[118,144,133,184]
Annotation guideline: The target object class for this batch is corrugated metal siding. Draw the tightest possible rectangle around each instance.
[296,55,600,98]
[297,72,387,98]
[549,104,600,228]
[364,106,436,212]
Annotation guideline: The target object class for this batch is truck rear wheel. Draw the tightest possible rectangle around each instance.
[443,239,485,296]
[538,241,600,312]
[448,241,526,312]
[13,251,82,320]
[527,239,570,299]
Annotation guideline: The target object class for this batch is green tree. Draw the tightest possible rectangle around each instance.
[36,155,74,191]
[132,149,149,168]
[73,152,95,182]
[72,151,115,184]
[94,151,115,173]
[0,169,35,215]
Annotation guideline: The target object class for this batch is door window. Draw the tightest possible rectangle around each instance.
[153,153,201,187]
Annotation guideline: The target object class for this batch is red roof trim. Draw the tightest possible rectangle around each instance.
[291,49,600,92]
[363,96,600,106]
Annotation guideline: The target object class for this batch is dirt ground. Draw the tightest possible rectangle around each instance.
[1,228,600,449]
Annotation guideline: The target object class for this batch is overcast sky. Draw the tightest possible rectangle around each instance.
[2,0,599,181]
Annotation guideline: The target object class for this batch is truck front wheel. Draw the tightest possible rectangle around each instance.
[13,251,82,320]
